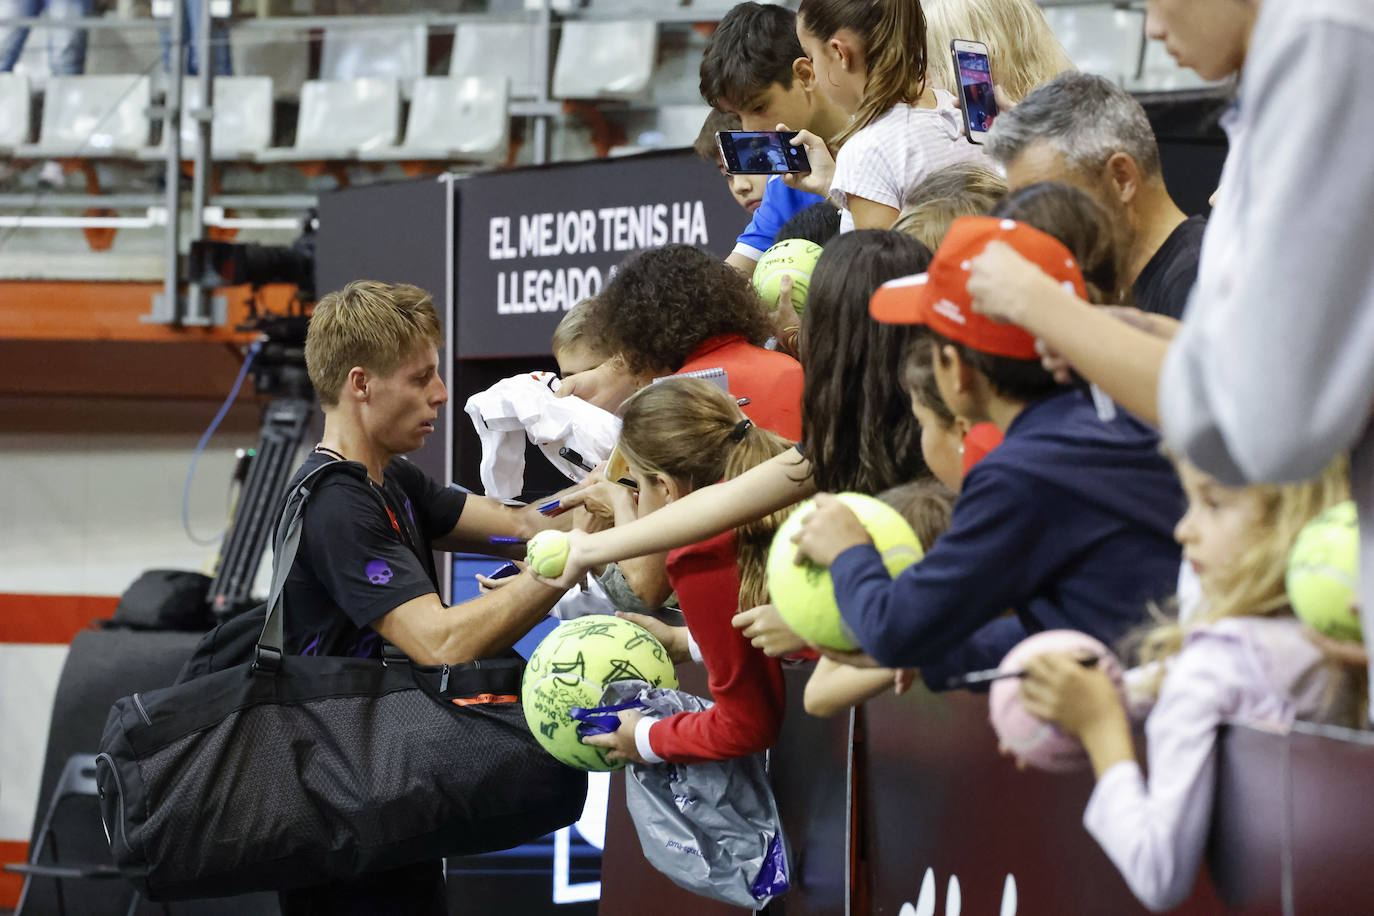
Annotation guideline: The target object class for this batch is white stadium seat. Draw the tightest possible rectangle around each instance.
[450,22,543,99]
[255,77,400,161]
[552,20,657,100]
[15,74,153,157]
[360,76,510,163]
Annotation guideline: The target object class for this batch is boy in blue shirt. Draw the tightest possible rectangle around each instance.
[698,1,847,273]
[792,217,1185,686]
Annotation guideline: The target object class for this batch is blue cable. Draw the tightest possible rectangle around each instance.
[182,339,263,546]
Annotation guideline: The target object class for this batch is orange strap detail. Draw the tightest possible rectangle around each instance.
[450,694,519,707]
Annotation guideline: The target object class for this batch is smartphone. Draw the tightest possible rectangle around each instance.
[716,130,811,175]
[950,39,998,144]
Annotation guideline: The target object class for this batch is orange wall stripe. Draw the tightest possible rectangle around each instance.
[0,281,298,343]
[0,840,27,907]
[0,594,118,644]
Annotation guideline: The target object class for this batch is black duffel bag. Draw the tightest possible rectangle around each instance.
[95,461,587,901]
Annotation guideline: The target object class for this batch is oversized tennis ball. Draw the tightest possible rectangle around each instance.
[526,530,571,578]
[752,238,825,316]
[520,615,679,771]
[988,630,1125,773]
[1287,500,1362,642]
[766,492,924,650]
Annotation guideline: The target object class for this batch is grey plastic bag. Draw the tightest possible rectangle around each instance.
[606,683,791,909]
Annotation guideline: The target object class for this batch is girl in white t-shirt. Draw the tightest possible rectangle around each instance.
[786,0,988,231]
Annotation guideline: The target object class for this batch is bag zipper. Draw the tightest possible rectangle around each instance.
[132,693,153,726]
[439,664,449,694]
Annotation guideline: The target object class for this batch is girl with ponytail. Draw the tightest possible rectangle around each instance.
[785,0,988,231]
[581,377,797,764]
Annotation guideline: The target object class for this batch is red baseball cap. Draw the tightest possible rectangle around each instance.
[869,216,1088,360]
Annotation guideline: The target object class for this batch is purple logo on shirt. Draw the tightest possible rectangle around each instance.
[364,559,393,585]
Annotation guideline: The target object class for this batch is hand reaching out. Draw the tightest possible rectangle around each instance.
[732,603,808,657]
[617,611,693,664]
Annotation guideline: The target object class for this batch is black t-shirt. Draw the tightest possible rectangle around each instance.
[280,452,467,658]
[1133,215,1208,320]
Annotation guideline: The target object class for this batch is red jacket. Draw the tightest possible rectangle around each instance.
[676,334,804,442]
[647,530,787,763]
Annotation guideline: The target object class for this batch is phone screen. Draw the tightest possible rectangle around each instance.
[955,48,998,137]
[716,131,810,175]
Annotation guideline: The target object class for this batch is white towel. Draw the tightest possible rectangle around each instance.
[464,371,622,499]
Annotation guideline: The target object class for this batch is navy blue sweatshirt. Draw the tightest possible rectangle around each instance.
[831,389,1184,683]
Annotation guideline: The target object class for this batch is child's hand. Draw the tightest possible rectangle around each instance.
[617,612,693,664]
[732,603,808,657]
[778,125,835,197]
[792,493,872,567]
[580,709,646,764]
[893,668,917,696]
[1018,652,1122,739]
[527,527,590,591]
[1303,621,1369,669]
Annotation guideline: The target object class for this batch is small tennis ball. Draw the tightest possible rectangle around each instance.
[1287,500,1362,642]
[526,530,571,578]
[988,630,1125,773]
[521,615,679,771]
[752,238,825,316]
[766,492,924,650]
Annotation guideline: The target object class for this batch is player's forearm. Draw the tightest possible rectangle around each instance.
[433,575,564,664]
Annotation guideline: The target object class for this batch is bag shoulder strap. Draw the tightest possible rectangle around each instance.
[254,459,383,673]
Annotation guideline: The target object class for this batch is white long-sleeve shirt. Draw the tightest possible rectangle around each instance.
[1083,617,1345,912]
[1157,0,1374,714]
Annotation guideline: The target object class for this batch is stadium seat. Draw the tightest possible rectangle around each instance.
[359,76,509,163]
[255,77,400,161]
[83,22,163,84]
[320,25,427,98]
[0,73,31,152]
[14,75,154,158]
[230,24,310,100]
[552,20,657,100]
[450,21,543,99]
[177,76,275,160]
[1042,6,1146,86]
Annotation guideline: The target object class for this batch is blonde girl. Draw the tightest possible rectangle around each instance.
[921,0,1074,105]
[581,378,796,764]
[1019,459,1360,912]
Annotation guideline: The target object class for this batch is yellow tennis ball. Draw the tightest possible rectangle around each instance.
[526,530,571,578]
[752,238,824,316]
[1287,500,1362,642]
[766,492,924,650]
[520,615,679,771]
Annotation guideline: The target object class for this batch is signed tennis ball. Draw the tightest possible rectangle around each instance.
[988,630,1126,773]
[526,530,571,579]
[752,238,825,316]
[1287,500,1362,642]
[521,615,679,771]
[766,492,924,650]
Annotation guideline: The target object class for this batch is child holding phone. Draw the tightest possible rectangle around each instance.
[786,0,988,231]
[580,378,795,764]
[1018,459,1361,912]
